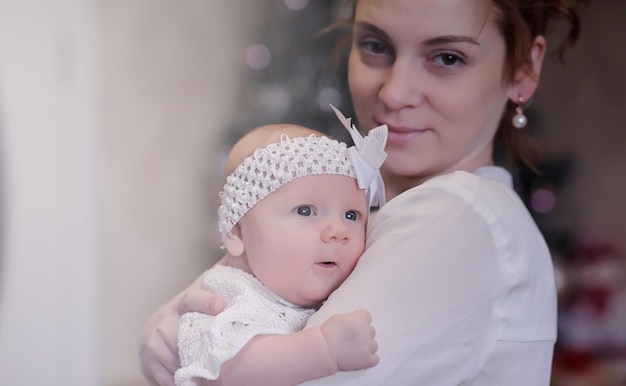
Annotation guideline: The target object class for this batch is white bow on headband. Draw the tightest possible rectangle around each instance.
[330,105,388,208]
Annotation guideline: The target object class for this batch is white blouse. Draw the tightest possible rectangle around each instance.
[302,166,557,385]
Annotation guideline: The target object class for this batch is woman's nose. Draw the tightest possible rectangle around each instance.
[378,58,424,111]
[321,221,349,244]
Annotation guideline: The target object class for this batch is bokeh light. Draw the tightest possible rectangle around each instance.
[317,87,342,111]
[284,0,309,11]
[245,44,272,70]
[250,84,292,115]
[530,188,556,214]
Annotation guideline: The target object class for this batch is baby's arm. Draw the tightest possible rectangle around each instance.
[213,309,378,386]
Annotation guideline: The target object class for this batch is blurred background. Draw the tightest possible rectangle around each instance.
[0,0,624,385]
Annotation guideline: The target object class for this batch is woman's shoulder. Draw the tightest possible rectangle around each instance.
[391,166,519,212]
[377,166,538,240]
[421,166,513,196]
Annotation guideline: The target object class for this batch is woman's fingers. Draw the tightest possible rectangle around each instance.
[140,323,179,385]
[178,288,225,315]
[150,363,176,386]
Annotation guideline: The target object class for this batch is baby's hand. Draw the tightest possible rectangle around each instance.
[320,309,379,371]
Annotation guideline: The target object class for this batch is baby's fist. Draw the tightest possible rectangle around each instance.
[320,309,379,371]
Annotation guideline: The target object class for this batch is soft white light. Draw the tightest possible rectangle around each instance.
[284,0,309,11]
[251,84,292,115]
[245,44,272,70]
[317,87,342,111]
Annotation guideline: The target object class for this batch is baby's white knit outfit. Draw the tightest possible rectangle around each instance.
[174,265,315,386]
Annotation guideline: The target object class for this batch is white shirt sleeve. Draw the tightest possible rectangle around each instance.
[303,182,499,384]
[302,169,556,385]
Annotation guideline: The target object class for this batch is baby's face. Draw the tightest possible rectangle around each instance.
[238,174,368,307]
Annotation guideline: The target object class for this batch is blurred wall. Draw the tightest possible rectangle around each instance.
[100,1,265,385]
[1,1,265,385]
[0,0,102,384]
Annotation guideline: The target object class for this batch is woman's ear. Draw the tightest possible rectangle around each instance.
[224,224,245,256]
[508,35,547,102]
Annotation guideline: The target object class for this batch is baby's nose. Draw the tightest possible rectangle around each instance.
[320,221,349,244]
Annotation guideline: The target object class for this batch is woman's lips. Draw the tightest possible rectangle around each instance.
[384,124,430,145]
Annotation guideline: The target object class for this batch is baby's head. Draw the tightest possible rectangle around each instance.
[221,124,325,182]
[218,124,360,243]
[218,124,369,306]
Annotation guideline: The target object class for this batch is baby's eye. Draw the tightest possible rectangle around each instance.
[344,210,359,221]
[295,205,315,216]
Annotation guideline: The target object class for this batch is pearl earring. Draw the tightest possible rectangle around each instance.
[512,97,528,129]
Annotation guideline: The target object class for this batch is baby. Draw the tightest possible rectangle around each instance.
[174,108,388,385]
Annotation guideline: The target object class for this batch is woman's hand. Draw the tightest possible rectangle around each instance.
[139,272,225,386]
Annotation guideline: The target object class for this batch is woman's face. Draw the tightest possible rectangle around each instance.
[348,0,515,197]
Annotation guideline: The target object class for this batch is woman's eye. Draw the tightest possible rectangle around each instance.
[295,205,314,216]
[366,41,387,54]
[358,39,391,56]
[433,52,465,67]
[344,210,358,221]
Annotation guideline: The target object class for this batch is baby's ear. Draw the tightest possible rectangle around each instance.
[224,224,245,256]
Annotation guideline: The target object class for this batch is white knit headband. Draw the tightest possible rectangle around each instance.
[218,106,388,241]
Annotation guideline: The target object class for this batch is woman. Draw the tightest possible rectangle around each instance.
[140,0,585,384]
